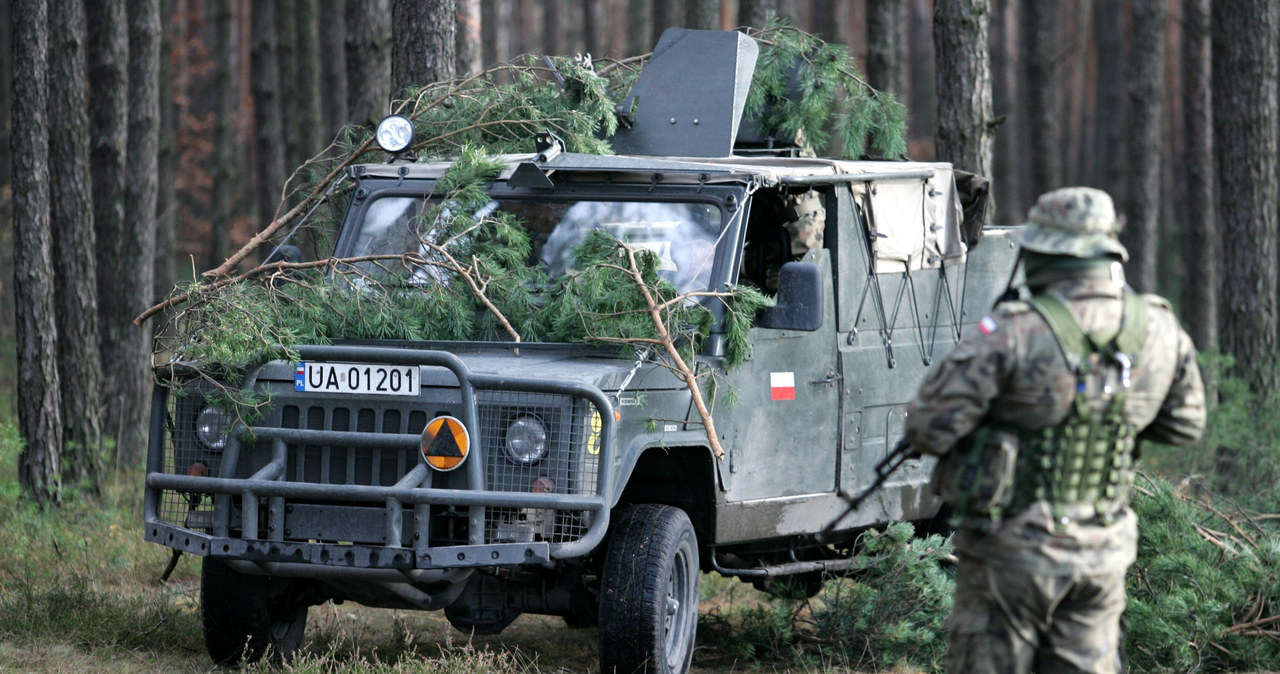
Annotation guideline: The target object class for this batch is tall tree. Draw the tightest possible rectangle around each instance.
[866,0,905,100]
[251,0,286,231]
[153,0,177,301]
[393,0,456,96]
[1213,0,1279,397]
[346,0,393,127]
[652,0,677,46]
[685,0,718,30]
[0,1,11,192]
[318,0,348,139]
[1024,1,1061,196]
[543,0,563,56]
[209,0,234,270]
[1092,1,1129,208]
[1121,0,1166,293]
[1180,0,1216,354]
[456,0,481,75]
[293,0,323,158]
[739,0,778,28]
[87,0,134,460]
[934,0,993,180]
[48,0,104,493]
[12,0,63,503]
[627,0,652,54]
[583,0,605,57]
[990,0,1025,220]
[122,0,162,465]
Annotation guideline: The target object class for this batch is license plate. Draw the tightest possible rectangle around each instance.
[294,362,419,396]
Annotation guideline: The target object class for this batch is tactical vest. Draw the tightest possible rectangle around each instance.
[940,290,1147,526]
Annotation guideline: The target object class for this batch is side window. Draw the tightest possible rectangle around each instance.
[740,188,828,294]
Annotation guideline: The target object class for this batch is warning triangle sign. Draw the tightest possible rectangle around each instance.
[429,424,464,458]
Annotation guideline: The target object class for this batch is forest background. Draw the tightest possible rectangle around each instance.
[3,0,1278,498]
[1,0,1279,671]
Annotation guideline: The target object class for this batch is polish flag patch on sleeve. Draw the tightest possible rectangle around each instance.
[770,372,796,401]
[978,316,999,335]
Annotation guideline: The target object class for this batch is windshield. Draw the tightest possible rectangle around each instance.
[345,195,725,295]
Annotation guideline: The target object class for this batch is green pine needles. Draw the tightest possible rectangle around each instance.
[745,18,908,159]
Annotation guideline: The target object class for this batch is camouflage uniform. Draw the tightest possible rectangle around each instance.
[905,187,1206,674]
[783,190,825,258]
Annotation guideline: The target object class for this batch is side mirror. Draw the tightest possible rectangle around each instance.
[755,262,823,331]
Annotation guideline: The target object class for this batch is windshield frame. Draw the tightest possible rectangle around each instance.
[329,177,752,345]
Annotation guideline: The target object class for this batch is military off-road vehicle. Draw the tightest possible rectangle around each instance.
[144,29,1018,673]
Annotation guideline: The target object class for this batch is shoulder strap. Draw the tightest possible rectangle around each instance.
[1028,289,1147,368]
[1028,292,1090,369]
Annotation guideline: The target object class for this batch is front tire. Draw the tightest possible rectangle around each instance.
[599,504,700,674]
[201,559,309,666]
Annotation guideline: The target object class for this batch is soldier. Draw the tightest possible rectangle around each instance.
[905,187,1206,673]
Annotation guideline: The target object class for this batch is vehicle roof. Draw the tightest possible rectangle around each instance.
[352,152,954,188]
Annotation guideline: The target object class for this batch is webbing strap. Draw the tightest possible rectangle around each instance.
[1028,290,1147,369]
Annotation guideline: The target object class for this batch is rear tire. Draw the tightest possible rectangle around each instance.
[599,504,700,674]
[201,559,308,666]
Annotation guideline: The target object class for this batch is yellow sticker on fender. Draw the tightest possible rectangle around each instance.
[422,416,470,471]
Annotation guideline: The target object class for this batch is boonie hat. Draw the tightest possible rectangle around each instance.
[1013,187,1129,260]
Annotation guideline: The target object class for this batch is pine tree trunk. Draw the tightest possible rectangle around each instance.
[251,0,286,232]
[153,0,178,302]
[0,1,11,192]
[651,0,676,46]
[866,0,904,100]
[627,0,652,54]
[1179,0,1216,353]
[456,0,482,75]
[990,0,1026,221]
[1213,0,1279,398]
[906,0,936,153]
[319,0,348,140]
[1024,0,1060,197]
[1092,1,1128,208]
[48,0,104,495]
[685,0,718,30]
[122,0,161,465]
[209,0,235,271]
[583,0,605,57]
[294,0,323,157]
[933,0,993,180]
[1121,0,1165,294]
[346,0,393,127]
[739,0,777,29]
[393,0,456,96]
[543,0,563,56]
[88,0,134,467]
[13,0,64,504]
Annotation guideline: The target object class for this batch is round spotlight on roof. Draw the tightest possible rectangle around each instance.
[375,114,415,153]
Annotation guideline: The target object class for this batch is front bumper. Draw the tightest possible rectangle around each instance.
[144,345,616,574]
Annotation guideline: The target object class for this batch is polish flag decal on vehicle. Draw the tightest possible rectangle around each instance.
[770,372,796,401]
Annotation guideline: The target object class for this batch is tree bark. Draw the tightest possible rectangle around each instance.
[1024,0,1060,197]
[251,0,286,233]
[120,0,161,466]
[934,0,993,181]
[293,0,323,157]
[906,0,936,156]
[627,0,652,54]
[990,0,1025,221]
[1121,0,1165,294]
[153,0,178,302]
[1175,0,1216,392]
[393,0,456,97]
[1092,1,1129,210]
[685,0,718,30]
[48,0,104,494]
[87,0,134,467]
[866,0,904,100]
[651,0,677,47]
[318,0,348,140]
[456,0,482,75]
[13,0,63,504]
[583,0,605,57]
[209,0,235,271]
[1213,0,1279,398]
[738,0,777,29]
[543,0,563,56]
[346,0,393,128]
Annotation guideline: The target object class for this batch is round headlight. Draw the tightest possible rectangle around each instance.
[375,114,415,153]
[504,415,547,465]
[195,406,229,451]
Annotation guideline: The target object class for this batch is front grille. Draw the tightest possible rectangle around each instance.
[154,373,604,551]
